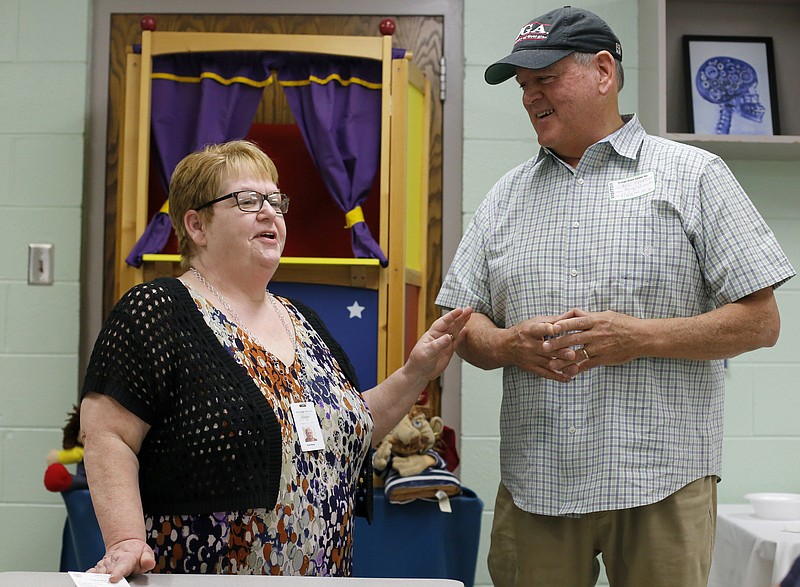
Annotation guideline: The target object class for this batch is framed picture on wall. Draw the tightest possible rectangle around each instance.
[683,35,780,136]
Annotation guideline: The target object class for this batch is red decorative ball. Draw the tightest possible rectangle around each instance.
[379,18,396,36]
[140,15,157,31]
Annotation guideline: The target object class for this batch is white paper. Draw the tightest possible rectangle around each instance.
[68,571,130,586]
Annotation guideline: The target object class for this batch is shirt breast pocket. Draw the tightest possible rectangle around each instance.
[590,211,673,317]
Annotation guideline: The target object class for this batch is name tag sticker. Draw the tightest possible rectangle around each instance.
[608,172,655,201]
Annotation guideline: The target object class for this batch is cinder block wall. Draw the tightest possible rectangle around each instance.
[0,0,89,572]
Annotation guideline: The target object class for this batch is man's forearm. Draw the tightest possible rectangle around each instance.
[642,287,780,361]
[456,312,512,370]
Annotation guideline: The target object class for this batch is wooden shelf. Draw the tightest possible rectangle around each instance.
[141,254,383,289]
[662,133,800,161]
[638,0,800,160]
[141,254,382,267]
[139,255,423,288]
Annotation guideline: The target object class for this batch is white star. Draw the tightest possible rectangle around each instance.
[347,300,365,319]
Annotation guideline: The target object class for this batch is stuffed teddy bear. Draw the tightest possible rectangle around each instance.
[373,405,461,504]
[44,404,88,493]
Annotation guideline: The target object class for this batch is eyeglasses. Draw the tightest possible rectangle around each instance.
[194,190,290,214]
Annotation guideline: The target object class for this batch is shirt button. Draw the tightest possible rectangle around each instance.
[572,221,580,229]
[568,426,577,435]
[570,269,578,277]
[577,178,585,185]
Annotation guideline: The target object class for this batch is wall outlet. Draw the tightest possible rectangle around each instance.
[28,243,54,285]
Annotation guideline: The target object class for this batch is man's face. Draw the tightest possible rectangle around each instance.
[515,56,600,163]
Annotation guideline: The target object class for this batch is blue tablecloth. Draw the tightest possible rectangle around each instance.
[60,489,104,572]
[353,488,483,587]
[59,484,483,585]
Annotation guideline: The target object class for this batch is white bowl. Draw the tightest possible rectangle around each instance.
[745,493,800,521]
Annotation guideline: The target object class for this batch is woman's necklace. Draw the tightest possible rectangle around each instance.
[189,266,294,351]
[190,268,318,435]
[267,294,295,344]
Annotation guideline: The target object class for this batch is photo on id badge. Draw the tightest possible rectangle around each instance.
[291,402,325,451]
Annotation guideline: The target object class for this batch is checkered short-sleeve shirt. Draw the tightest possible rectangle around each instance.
[436,115,795,515]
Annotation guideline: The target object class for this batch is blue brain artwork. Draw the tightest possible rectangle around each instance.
[695,56,766,134]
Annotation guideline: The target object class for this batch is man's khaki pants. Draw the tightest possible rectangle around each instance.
[488,477,717,587]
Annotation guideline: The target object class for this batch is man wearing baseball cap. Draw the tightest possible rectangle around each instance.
[437,6,794,587]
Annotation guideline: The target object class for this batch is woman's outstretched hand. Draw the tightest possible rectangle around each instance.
[363,306,472,444]
[404,307,473,385]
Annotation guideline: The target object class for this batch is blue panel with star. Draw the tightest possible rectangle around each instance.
[269,281,378,389]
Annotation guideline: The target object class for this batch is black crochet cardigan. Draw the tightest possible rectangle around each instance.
[81,277,372,519]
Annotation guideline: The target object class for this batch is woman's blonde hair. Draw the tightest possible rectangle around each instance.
[169,140,279,268]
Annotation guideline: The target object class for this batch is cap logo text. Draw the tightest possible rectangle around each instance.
[515,21,550,44]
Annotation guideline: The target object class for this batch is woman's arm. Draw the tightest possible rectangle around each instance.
[80,392,155,582]
[362,307,472,443]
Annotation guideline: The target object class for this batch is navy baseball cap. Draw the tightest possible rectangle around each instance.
[485,6,623,85]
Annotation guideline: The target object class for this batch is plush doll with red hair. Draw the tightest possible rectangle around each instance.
[44,405,88,492]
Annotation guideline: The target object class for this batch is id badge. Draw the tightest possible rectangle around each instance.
[290,402,325,452]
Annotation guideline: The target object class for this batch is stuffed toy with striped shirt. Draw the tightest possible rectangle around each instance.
[373,405,461,504]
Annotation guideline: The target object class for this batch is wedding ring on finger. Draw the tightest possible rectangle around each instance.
[579,347,590,363]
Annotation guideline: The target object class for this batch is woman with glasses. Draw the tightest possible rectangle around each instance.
[79,140,471,581]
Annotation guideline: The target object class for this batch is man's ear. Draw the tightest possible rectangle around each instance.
[184,209,207,246]
[595,51,617,95]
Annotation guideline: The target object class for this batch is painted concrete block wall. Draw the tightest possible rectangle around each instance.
[462,1,800,586]
[0,0,89,572]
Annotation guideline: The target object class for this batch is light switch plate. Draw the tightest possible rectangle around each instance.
[28,243,54,285]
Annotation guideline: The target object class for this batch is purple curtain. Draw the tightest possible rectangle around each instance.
[279,51,404,266]
[126,52,270,267]
[127,49,396,267]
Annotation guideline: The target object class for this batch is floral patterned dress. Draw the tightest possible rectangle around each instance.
[146,289,373,575]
